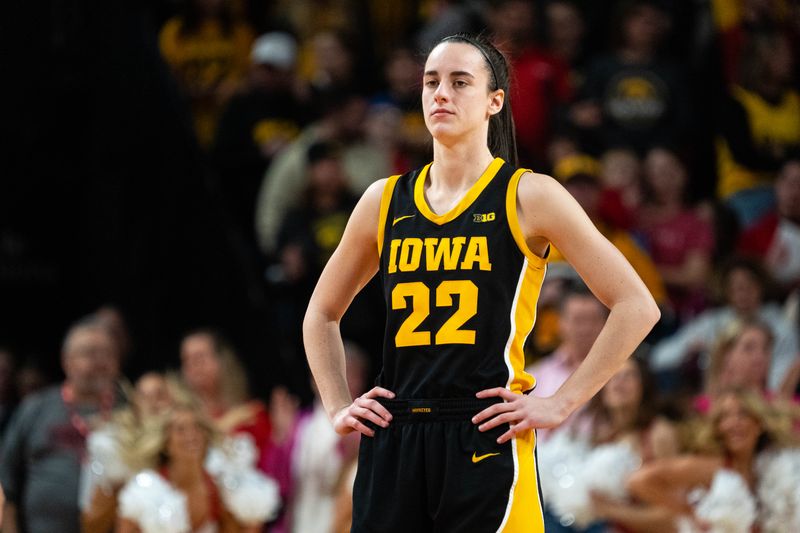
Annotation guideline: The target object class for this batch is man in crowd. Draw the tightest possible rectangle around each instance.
[0,316,120,533]
[526,284,608,441]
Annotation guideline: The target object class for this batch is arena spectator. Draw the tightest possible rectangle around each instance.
[545,0,589,78]
[0,316,121,533]
[80,372,179,533]
[710,0,794,87]
[212,32,307,243]
[179,329,272,458]
[488,0,573,167]
[255,89,388,256]
[288,341,367,533]
[370,45,429,169]
[716,29,800,226]
[159,0,255,147]
[540,357,679,532]
[739,157,800,291]
[651,257,799,391]
[415,0,484,52]
[526,284,608,442]
[547,153,669,308]
[568,1,691,155]
[627,389,800,532]
[597,148,642,230]
[115,404,265,533]
[637,147,715,322]
[697,321,768,409]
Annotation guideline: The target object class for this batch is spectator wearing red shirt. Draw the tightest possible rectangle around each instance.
[488,0,573,167]
[637,147,715,322]
[179,329,272,457]
[739,157,800,291]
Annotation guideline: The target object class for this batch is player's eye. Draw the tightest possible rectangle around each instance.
[453,79,468,87]
[424,79,438,88]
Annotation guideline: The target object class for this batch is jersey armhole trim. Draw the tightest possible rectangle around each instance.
[506,169,549,270]
[377,174,401,257]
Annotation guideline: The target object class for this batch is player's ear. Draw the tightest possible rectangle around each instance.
[488,89,504,117]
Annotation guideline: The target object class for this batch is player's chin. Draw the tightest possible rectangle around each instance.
[427,123,463,144]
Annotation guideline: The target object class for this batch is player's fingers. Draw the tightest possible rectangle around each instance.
[476,387,519,401]
[353,406,390,428]
[365,386,396,399]
[497,427,517,444]
[471,402,513,424]
[497,419,534,443]
[356,397,393,421]
[349,416,375,437]
[477,412,517,432]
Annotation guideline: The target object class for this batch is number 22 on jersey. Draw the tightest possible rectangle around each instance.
[391,280,478,347]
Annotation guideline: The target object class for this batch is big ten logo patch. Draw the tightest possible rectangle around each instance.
[473,212,496,223]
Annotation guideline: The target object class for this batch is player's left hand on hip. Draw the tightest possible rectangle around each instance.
[472,388,568,443]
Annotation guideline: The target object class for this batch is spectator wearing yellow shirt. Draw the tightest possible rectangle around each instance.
[159,0,254,147]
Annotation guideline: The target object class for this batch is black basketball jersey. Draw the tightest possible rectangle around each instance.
[376,158,548,399]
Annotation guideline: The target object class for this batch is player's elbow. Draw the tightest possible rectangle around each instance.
[642,295,661,329]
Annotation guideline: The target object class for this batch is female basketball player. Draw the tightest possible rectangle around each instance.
[303,34,660,532]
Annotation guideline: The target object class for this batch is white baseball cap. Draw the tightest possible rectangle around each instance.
[251,32,298,69]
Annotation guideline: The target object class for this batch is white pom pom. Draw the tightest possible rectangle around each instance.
[205,435,258,477]
[87,427,132,485]
[537,430,592,528]
[118,470,191,533]
[756,448,800,532]
[694,469,755,533]
[217,469,281,525]
[583,441,641,500]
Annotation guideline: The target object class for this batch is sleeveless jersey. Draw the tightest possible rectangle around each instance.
[376,158,548,399]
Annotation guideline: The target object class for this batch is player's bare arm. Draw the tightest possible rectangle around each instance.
[303,178,395,437]
[473,172,660,443]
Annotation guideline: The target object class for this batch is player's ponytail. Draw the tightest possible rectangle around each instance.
[438,33,519,168]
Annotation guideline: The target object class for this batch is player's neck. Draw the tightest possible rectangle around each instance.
[430,141,495,192]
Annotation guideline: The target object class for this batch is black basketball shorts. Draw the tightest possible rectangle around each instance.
[351,398,545,532]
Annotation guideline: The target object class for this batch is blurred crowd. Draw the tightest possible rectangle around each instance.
[2,0,800,532]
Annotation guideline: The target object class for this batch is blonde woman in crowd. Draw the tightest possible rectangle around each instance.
[82,372,181,533]
[115,396,279,533]
[628,389,800,532]
[179,330,272,458]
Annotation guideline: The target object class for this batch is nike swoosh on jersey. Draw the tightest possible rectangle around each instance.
[471,452,501,463]
[392,214,415,226]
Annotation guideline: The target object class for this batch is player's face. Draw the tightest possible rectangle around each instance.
[715,395,762,457]
[422,42,502,145]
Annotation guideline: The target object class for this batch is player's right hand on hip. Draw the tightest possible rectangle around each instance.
[332,386,395,437]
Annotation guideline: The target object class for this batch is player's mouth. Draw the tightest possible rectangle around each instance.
[431,108,454,117]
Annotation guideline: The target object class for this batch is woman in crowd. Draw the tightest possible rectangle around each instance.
[116,404,265,533]
[651,257,799,391]
[627,389,800,532]
[180,329,272,458]
[637,147,714,323]
[541,357,679,532]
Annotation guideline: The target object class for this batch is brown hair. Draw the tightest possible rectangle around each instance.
[433,33,519,167]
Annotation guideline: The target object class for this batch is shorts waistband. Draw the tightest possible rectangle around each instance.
[377,397,502,423]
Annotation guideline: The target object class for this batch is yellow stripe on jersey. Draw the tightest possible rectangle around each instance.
[414,158,505,225]
[498,430,545,532]
[505,169,549,269]
[377,174,401,257]
[507,263,543,393]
